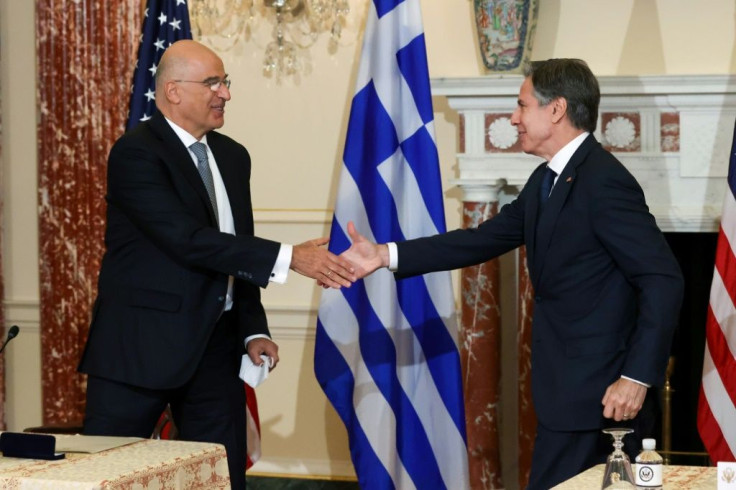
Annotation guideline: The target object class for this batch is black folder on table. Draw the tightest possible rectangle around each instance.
[0,432,65,460]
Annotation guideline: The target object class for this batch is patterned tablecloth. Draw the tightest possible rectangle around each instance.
[552,463,717,489]
[0,438,230,489]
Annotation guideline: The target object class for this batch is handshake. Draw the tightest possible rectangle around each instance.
[290,221,389,288]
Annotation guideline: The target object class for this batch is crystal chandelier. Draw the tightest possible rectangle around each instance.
[190,0,351,79]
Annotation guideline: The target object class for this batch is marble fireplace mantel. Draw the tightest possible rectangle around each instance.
[431,74,736,232]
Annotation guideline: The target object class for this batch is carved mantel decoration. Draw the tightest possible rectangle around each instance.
[435,74,736,232]
[431,74,736,489]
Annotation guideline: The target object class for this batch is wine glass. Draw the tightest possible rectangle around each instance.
[601,427,636,489]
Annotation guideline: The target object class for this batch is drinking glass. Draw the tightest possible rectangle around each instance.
[601,427,636,489]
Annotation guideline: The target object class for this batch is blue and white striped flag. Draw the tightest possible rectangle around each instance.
[315,1,469,488]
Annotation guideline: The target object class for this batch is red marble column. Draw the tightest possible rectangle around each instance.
[517,247,536,489]
[460,200,503,490]
[36,0,141,424]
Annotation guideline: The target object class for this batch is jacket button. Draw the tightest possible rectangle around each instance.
[217,296,225,302]
[535,296,542,303]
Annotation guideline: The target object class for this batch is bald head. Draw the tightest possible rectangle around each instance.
[154,40,231,139]
[155,40,221,96]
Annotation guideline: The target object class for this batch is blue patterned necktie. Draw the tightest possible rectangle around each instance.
[189,142,219,225]
[539,166,557,206]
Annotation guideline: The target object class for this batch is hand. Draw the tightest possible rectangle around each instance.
[601,378,647,422]
[291,237,356,288]
[338,221,389,280]
[246,337,279,370]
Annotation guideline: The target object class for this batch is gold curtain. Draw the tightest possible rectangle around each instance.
[36,0,142,424]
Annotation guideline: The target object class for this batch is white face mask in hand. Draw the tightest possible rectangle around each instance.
[239,354,273,388]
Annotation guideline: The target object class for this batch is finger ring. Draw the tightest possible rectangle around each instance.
[327,270,333,277]
[623,414,630,419]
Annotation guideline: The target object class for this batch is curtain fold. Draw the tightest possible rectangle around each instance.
[36,0,141,424]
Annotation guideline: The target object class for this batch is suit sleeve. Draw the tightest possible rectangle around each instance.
[590,161,684,387]
[106,137,281,288]
[235,280,269,340]
[395,184,529,279]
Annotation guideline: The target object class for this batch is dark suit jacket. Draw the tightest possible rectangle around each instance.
[396,134,684,431]
[79,111,281,390]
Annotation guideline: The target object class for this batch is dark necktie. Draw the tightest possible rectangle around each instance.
[539,166,557,205]
[190,142,219,225]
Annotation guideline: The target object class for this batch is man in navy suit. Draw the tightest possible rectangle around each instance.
[79,40,355,490]
[341,59,683,489]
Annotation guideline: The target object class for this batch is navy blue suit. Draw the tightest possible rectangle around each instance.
[396,135,683,487]
[79,110,279,489]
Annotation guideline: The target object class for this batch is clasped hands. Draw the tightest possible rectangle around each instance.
[292,222,388,289]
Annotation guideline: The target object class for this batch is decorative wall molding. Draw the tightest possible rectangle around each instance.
[4,299,41,333]
[432,74,736,97]
[265,304,319,340]
[3,299,318,340]
[254,209,333,225]
[251,456,356,479]
[432,74,736,232]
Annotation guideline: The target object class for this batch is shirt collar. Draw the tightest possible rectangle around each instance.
[163,116,209,149]
[547,132,589,175]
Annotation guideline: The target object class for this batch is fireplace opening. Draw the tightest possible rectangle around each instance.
[661,231,718,465]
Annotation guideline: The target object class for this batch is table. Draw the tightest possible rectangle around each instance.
[0,437,230,489]
[552,463,717,489]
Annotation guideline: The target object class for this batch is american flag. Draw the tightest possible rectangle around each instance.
[246,384,261,468]
[315,0,469,487]
[698,120,736,463]
[127,0,263,470]
[127,0,192,130]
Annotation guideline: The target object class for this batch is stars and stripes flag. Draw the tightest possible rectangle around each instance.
[127,0,263,470]
[246,384,261,468]
[315,1,469,488]
[698,120,736,463]
[127,0,192,130]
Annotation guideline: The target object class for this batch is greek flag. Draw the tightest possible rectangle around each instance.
[315,1,469,488]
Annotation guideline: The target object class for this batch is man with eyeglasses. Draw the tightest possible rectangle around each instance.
[78,40,355,490]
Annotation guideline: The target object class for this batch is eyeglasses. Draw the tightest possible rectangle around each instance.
[173,77,231,92]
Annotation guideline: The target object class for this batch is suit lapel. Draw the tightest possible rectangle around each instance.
[531,134,597,281]
[524,163,546,269]
[148,112,218,225]
[208,132,253,236]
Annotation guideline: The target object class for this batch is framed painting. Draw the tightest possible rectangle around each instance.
[474,0,539,72]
